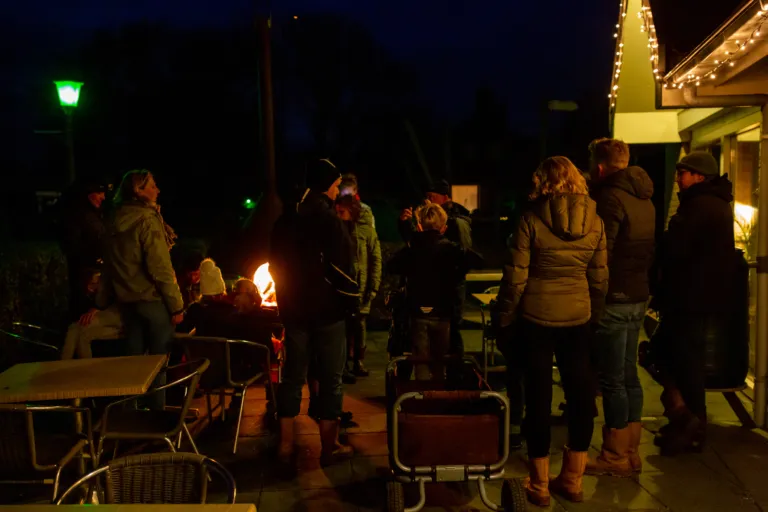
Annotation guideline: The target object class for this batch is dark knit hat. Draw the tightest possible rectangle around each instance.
[427,179,451,197]
[306,158,341,192]
[677,151,719,177]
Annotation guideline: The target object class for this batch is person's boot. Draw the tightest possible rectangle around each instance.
[319,419,354,466]
[659,412,705,456]
[352,360,370,377]
[524,457,550,507]
[628,422,643,473]
[550,448,588,503]
[585,426,633,477]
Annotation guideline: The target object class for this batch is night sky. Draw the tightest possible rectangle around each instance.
[9,0,618,127]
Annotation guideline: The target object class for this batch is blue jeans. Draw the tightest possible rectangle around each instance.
[121,301,174,410]
[278,321,346,420]
[595,302,646,429]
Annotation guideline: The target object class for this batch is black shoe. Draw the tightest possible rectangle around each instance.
[352,362,370,377]
[340,411,356,428]
[342,370,357,385]
[509,433,523,451]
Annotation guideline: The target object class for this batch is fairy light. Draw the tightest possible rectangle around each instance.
[668,6,768,88]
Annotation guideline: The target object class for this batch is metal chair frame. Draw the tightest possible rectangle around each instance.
[177,336,276,453]
[96,358,210,465]
[0,404,95,502]
[55,452,236,505]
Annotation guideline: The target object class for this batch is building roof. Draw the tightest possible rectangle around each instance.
[649,0,750,72]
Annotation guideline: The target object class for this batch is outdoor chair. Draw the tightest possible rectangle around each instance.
[0,404,95,502]
[0,326,60,372]
[56,452,236,505]
[95,358,210,465]
[176,336,276,453]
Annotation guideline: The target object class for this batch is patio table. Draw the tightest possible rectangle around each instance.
[0,505,256,511]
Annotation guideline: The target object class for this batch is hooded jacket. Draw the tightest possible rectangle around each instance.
[270,190,359,326]
[496,194,608,328]
[352,204,382,314]
[593,166,656,304]
[657,175,736,314]
[96,201,184,315]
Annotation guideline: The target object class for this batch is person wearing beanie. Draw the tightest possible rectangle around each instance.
[199,258,227,298]
[270,157,358,469]
[178,258,234,338]
[653,150,736,455]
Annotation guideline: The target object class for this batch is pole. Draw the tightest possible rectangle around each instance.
[754,103,768,427]
[257,15,276,195]
[65,109,76,185]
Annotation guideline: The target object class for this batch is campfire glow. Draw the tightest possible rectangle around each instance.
[254,263,278,309]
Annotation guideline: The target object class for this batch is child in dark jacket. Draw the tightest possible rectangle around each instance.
[387,203,481,380]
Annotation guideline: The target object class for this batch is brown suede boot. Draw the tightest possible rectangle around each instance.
[628,422,643,473]
[524,457,551,507]
[319,419,354,466]
[550,448,588,502]
[585,426,633,477]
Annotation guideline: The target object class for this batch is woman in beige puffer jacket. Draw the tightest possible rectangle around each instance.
[496,156,608,507]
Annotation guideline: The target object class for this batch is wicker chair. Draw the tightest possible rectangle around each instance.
[56,452,236,504]
[0,404,95,502]
[95,359,210,465]
[176,336,276,453]
[0,327,60,373]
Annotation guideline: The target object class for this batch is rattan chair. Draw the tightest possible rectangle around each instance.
[0,327,60,372]
[0,404,95,502]
[177,336,276,453]
[95,358,210,465]
[56,452,236,504]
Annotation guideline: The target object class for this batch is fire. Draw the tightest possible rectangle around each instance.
[254,263,278,309]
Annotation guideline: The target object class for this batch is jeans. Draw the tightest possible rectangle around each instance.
[121,301,175,410]
[595,302,646,429]
[278,321,346,420]
[520,319,595,459]
[497,326,525,426]
[346,313,367,364]
[410,317,451,380]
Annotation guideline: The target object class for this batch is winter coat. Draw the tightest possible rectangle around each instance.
[387,230,482,319]
[656,175,736,314]
[270,190,359,327]
[96,201,184,315]
[352,204,382,315]
[399,201,473,250]
[592,166,656,304]
[496,194,608,328]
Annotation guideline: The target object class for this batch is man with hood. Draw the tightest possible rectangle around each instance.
[653,151,736,455]
[399,180,473,360]
[270,158,359,468]
[585,138,655,477]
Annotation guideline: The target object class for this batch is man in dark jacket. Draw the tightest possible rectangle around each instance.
[655,151,736,455]
[399,180,473,361]
[270,158,359,467]
[586,139,655,476]
[61,181,107,320]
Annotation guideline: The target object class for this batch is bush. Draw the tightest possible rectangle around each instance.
[0,241,70,331]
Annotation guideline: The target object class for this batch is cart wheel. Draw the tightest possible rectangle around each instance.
[386,481,405,512]
[501,479,526,512]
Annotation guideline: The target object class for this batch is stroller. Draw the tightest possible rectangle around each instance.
[385,353,527,512]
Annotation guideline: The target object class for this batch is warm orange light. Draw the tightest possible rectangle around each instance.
[254,263,277,309]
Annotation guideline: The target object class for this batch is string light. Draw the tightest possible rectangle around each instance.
[667,6,768,87]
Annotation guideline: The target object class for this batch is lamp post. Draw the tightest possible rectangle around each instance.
[54,80,83,185]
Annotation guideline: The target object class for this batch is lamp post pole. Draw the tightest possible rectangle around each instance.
[64,109,75,185]
[54,81,84,186]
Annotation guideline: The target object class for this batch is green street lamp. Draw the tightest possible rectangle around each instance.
[54,80,83,185]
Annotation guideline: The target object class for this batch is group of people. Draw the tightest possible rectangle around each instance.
[493,139,737,507]
[59,138,739,505]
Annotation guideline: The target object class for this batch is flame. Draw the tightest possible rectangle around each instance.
[254,263,278,309]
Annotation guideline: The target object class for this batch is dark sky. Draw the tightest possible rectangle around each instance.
[9,0,618,126]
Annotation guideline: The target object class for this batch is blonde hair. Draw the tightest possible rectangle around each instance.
[530,156,589,200]
[589,138,630,173]
[415,203,448,232]
[114,169,153,205]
